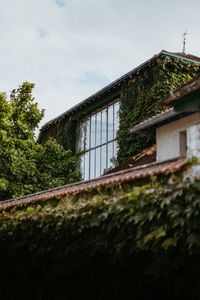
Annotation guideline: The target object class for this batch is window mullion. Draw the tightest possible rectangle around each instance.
[106,106,108,171]
[100,110,102,175]
[94,114,97,178]
[89,116,91,179]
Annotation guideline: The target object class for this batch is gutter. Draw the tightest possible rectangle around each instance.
[130,109,192,135]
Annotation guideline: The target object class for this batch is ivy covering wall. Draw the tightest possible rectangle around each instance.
[117,56,200,163]
[38,55,200,163]
[1,161,200,299]
[38,116,78,154]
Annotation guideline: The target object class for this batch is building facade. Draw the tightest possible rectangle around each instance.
[38,51,200,180]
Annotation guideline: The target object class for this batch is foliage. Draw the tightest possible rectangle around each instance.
[38,116,78,154]
[0,82,81,200]
[38,55,200,166]
[117,56,200,162]
[1,163,200,298]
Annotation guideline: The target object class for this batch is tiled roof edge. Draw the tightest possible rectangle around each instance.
[0,157,185,210]
[130,108,180,134]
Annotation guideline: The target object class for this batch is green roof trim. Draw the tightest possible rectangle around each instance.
[162,51,200,64]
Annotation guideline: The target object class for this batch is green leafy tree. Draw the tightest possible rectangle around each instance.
[0,82,81,201]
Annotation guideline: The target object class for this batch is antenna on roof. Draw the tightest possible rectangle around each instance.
[182,30,187,54]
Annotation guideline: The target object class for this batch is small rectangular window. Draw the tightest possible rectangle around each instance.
[179,130,187,156]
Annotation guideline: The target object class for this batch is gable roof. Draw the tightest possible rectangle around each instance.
[0,157,184,210]
[41,50,200,131]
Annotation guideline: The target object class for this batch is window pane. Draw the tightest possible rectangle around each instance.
[108,142,114,170]
[80,154,85,179]
[78,100,119,180]
[96,111,101,147]
[113,140,118,167]
[85,117,90,150]
[91,114,96,148]
[77,122,84,152]
[90,149,95,179]
[114,102,120,138]
[108,104,114,141]
[96,146,101,178]
[101,144,107,175]
[102,108,107,144]
[85,152,89,180]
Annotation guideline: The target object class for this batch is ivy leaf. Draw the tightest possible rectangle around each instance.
[161,237,177,250]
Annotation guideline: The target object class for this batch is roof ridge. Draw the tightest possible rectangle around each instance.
[41,50,200,131]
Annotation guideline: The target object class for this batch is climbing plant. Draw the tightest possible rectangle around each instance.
[1,160,200,298]
[0,82,81,200]
[38,55,200,165]
[117,56,200,163]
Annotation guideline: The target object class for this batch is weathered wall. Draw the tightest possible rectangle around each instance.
[156,112,200,162]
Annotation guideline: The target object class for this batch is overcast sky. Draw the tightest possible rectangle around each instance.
[0,0,200,131]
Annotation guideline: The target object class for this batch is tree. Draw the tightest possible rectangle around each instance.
[0,82,81,201]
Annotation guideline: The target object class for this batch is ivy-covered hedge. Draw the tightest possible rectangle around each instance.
[1,162,200,299]
[117,56,200,163]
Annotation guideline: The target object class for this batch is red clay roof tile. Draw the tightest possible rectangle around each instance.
[0,157,185,210]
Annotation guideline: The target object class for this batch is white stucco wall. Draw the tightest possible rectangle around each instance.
[156,112,200,162]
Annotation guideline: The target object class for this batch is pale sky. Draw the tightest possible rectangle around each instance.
[0,0,200,131]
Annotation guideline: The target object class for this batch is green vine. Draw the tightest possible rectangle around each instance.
[38,116,78,154]
[117,56,200,163]
[38,55,200,165]
[1,160,200,298]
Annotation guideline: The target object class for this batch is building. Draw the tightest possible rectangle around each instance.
[3,74,200,209]
[2,68,200,300]
[131,75,200,163]
[38,50,200,180]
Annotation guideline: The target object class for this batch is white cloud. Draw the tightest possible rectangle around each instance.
[0,0,200,130]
